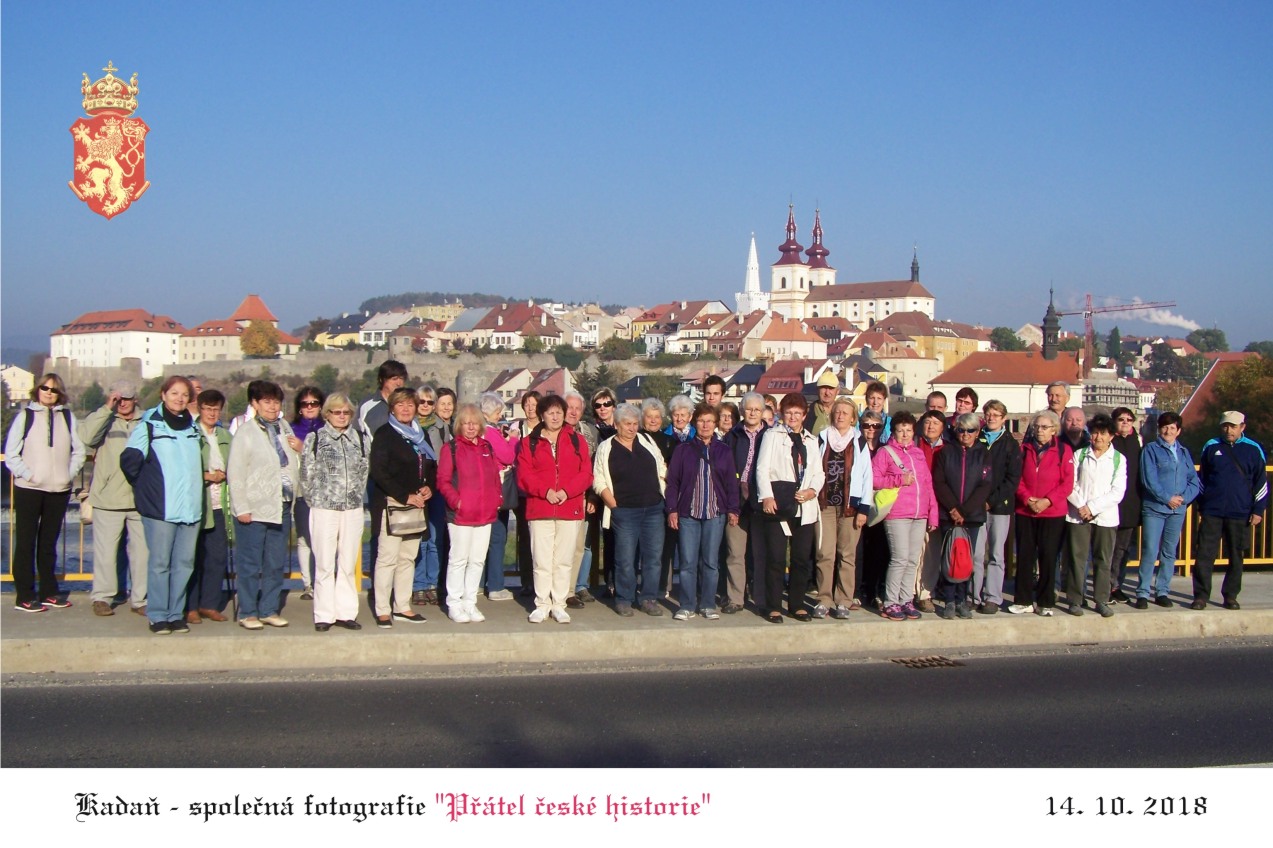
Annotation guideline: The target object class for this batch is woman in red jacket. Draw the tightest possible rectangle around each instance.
[437,403,502,624]
[1009,410,1075,616]
[515,395,593,623]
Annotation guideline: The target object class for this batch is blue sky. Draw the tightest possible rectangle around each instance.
[3,1,1271,353]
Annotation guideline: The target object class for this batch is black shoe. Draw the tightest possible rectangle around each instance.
[1189,598,1207,611]
[393,611,426,623]
[149,622,170,635]
[955,602,973,620]
[566,595,586,609]
[334,619,362,630]
[315,622,332,631]
[1066,604,1084,617]
[1096,603,1115,618]
[1111,589,1130,604]
[40,596,72,609]
[1133,597,1149,610]
[976,603,1000,615]
[1223,599,1241,611]
[168,619,190,634]
[1155,596,1173,608]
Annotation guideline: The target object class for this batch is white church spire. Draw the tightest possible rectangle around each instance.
[735,233,770,315]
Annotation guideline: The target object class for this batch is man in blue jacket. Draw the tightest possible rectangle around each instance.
[1190,411,1268,610]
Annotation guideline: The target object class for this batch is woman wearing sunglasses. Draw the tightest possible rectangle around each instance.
[5,374,85,612]
[287,386,326,601]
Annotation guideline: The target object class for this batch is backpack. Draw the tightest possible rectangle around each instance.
[22,407,74,444]
[941,525,975,583]
[1076,446,1120,485]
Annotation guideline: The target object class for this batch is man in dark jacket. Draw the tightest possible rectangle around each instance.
[1190,411,1268,610]
[1109,407,1142,602]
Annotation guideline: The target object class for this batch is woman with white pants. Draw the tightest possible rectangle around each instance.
[437,403,503,623]
[300,393,369,631]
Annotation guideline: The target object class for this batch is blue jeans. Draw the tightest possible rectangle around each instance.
[1138,510,1183,599]
[612,504,665,605]
[576,546,592,593]
[483,510,510,593]
[413,500,446,591]
[235,514,291,619]
[677,514,725,612]
[141,518,199,625]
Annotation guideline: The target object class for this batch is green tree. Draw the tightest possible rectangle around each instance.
[552,344,584,370]
[77,380,106,413]
[1154,381,1194,413]
[573,363,628,403]
[1182,353,1210,383]
[635,374,683,404]
[1244,341,1273,357]
[0,379,14,437]
[303,317,331,341]
[521,336,546,355]
[1186,328,1228,353]
[240,320,281,358]
[1147,343,1186,381]
[599,336,635,361]
[348,368,378,404]
[1106,326,1123,364]
[989,327,1026,351]
[310,364,340,394]
[1207,354,1273,444]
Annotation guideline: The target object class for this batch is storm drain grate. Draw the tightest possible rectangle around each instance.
[890,655,965,669]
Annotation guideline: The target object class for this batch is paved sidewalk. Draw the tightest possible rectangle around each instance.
[3,574,1271,675]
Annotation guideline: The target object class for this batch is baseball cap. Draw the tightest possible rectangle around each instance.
[1220,411,1245,426]
[110,379,138,399]
[816,371,839,389]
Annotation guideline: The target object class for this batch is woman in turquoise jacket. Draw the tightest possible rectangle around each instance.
[1135,412,1201,608]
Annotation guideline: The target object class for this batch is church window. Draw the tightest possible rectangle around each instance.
[781,278,787,289]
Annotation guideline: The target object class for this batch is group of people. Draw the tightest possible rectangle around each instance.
[5,366,1267,633]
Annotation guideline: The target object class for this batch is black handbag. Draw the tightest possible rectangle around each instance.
[761,432,807,522]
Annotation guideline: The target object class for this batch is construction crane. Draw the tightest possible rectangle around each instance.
[1055,293,1177,374]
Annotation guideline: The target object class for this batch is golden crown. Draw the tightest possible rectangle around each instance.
[81,61,139,116]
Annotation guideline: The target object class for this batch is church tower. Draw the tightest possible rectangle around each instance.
[734,234,770,315]
[805,208,836,288]
[769,204,810,319]
[1042,287,1061,360]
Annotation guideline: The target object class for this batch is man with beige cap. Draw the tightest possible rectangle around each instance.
[80,378,149,616]
[1190,411,1268,610]
[806,369,840,437]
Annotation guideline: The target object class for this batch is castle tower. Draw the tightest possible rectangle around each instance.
[1042,287,1061,360]
[735,234,770,315]
[769,204,810,319]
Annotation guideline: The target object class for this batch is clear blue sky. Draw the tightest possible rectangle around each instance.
[3,1,1271,353]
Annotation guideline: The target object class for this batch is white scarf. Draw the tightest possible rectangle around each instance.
[823,425,857,454]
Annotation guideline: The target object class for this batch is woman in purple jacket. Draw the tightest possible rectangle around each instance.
[664,404,739,620]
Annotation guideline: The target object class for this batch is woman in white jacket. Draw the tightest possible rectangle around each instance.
[1064,413,1127,617]
[755,393,825,623]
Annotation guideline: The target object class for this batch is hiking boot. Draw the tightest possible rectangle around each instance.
[640,600,664,617]
[939,602,957,620]
[92,601,114,616]
[955,602,973,619]
[1096,603,1115,618]
[916,598,936,613]
[1190,598,1208,611]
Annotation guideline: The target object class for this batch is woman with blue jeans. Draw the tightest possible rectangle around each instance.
[593,404,668,617]
[120,376,203,634]
[665,403,739,621]
[1136,412,1201,609]
[227,380,300,631]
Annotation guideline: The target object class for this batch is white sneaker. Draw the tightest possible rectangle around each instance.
[673,609,697,621]
[487,589,514,601]
[528,608,548,624]
[1007,604,1033,615]
[449,607,471,624]
[467,606,486,623]
[701,608,721,620]
[550,608,571,624]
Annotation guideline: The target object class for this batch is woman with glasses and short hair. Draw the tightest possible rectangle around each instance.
[410,385,443,606]
[1108,407,1142,603]
[977,400,1022,614]
[1008,410,1074,616]
[856,409,889,611]
[301,393,369,631]
[5,374,86,613]
[932,413,994,619]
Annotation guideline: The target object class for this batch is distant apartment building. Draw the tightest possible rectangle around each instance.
[51,308,186,378]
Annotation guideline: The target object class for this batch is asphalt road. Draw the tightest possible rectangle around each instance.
[5,641,1272,768]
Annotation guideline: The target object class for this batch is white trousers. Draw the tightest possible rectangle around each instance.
[530,519,581,612]
[374,526,421,617]
[310,507,363,623]
[447,523,492,612]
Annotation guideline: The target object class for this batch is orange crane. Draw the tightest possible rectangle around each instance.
[1055,293,1177,374]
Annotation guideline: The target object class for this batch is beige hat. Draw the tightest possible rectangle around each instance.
[816,371,840,389]
[1220,411,1245,426]
[110,378,138,399]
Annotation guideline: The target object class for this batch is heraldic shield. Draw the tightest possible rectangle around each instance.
[70,62,150,220]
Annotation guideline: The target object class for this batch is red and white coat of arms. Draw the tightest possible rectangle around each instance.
[69,62,150,220]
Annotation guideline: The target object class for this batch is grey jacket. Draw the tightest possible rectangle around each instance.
[79,403,143,510]
[300,424,370,511]
[227,416,300,524]
[4,403,85,493]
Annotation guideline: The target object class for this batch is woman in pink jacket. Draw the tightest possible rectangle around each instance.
[871,412,939,622]
[1009,410,1075,616]
[437,403,503,623]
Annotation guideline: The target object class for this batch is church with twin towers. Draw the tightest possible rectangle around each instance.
[735,205,936,326]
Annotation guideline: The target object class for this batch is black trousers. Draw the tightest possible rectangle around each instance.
[758,519,815,616]
[11,487,69,605]
[188,510,229,612]
[858,522,890,605]
[1014,514,1065,609]
[1192,515,1249,602]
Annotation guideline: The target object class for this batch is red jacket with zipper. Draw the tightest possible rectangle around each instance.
[516,427,593,521]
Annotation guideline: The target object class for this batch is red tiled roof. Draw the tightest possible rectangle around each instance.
[182,319,299,345]
[803,280,935,303]
[53,308,186,335]
[761,317,822,342]
[932,351,1082,386]
[229,294,278,323]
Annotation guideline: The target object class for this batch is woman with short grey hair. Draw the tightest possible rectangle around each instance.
[665,394,696,443]
[613,402,641,428]
[477,391,519,603]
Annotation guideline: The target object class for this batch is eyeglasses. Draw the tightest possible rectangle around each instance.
[593,400,614,409]
[861,424,881,430]
[1036,424,1055,430]
[1117,417,1134,423]
[300,400,321,408]
[39,385,58,393]
[955,427,979,434]
[418,399,435,405]
[329,409,353,416]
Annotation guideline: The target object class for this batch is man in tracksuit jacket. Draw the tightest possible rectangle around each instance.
[1191,411,1268,610]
